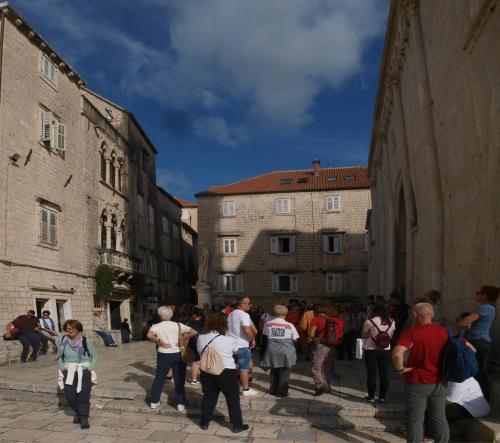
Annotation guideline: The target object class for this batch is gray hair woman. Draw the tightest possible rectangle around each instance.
[147,306,197,411]
[260,304,299,397]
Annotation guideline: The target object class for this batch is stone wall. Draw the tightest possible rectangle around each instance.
[368,1,500,362]
[198,187,370,306]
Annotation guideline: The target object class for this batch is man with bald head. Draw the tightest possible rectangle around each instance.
[392,302,449,443]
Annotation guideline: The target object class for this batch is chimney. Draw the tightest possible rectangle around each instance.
[312,159,321,176]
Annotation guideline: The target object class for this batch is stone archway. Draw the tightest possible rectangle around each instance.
[395,188,407,302]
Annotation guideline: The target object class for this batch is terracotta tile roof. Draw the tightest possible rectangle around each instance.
[175,197,197,208]
[196,166,369,197]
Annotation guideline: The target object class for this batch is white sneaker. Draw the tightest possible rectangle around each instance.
[150,402,160,409]
[241,388,258,397]
[176,404,186,412]
[189,379,200,385]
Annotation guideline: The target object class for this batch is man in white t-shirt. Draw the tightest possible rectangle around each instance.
[446,377,490,419]
[227,296,257,396]
[147,306,197,411]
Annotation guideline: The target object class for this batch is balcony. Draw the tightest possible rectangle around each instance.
[98,249,141,273]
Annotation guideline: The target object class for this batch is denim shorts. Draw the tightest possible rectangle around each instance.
[236,347,252,372]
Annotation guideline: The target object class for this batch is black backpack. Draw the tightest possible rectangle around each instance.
[60,335,91,361]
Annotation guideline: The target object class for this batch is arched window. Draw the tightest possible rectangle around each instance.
[100,151,106,181]
[100,211,107,249]
[110,214,117,250]
[110,156,116,188]
[120,220,126,251]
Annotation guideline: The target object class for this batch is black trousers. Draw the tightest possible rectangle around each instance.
[63,369,92,419]
[338,330,355,360]
[200,369,243,426]
[270,367,291,396]
[18,331,41,362]
[364,349,391,399]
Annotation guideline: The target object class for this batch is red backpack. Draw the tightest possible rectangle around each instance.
[321,318,343,347]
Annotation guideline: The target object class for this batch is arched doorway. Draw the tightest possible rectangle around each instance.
[395,189,407,302]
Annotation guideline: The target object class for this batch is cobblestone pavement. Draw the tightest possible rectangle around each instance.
[0,341,407,442]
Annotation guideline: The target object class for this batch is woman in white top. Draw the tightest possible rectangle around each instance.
[446,377,490,419]
[261,305,299,397]
[362,303,395,403]
[147,306,197,411]
[196,312,249,433]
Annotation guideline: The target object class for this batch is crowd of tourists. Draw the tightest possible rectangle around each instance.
[2,285,498,439]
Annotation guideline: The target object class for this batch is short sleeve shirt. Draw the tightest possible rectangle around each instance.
[227,309,252,348]
[197,332,239,369]
[397,323,448,384]
[264,318,299,340]
[447,377,490,417]
[465,304,496,343]
[13,315,39,331]
[150,321,192,353]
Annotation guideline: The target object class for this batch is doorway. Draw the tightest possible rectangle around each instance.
[109,300,122,330]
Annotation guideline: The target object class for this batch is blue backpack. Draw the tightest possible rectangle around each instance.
[440,326,479,383]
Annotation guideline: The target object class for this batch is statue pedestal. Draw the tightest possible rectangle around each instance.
[193,282,212,306]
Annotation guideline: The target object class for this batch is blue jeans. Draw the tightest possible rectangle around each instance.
[150,352,186,405]
[95,330,116,346]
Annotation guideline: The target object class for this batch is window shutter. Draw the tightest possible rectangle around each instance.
[333,196,340,211]
[323,235,329,252]
[57,123,66,152]
[49,211,57,245]
[270,237,278,253]
[271,275,278,292]
[334,235,341,253]
[291,275,298,292]
[290,236,296,253]
[40,208,48,243]
[326,197,332,211]
[42,112,52,142]
[236,275,244,292]
[219,274,226,292]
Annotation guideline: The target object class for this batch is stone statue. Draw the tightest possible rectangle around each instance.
[198,246,210,282]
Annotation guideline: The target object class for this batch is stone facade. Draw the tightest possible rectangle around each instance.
[367,0,500,363]
[197,165,370,306]
[0,4,195,363]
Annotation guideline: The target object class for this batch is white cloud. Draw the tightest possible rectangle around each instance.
[15,0,387,145]
[194,116,248,147]
[157,169,192,191]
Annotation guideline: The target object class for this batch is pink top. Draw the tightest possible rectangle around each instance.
[363,316,395,350]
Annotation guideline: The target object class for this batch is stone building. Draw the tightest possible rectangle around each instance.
[0,3,194,362]
[367,0,500,363]
[196,161,370,306]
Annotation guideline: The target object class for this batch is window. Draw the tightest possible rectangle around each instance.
[222,201,235,217]
[137,195,144,216]
[40,110,66,157]
[270,236,295,254]
[325,195,341,212]
[181,208,190,221]
[271,274,298,293]
[218,274,243,293]
[164,260,173,281]
[280,178,291,185]
[150,255,158,277]
[138,250,146,273]
[324,234,343,253]
[326,273,343,293]
[39,206,58,246]
[100,153,106,181]
[276,199,291,214]
[326,176,336,182]
[93,295,103,309]
[297,177,308,183]
[41,54,56,84]
[149,205,155,225]
[344,175,356,180]
[173,224,180,240]
[141,149,149,173]
[223,238,237,255]
[162,216,169,234]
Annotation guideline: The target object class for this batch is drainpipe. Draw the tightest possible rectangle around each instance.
[408,3,444,291]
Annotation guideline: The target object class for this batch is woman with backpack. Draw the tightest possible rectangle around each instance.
[196,312,249,433]
[308,305,344,396]
[55,319,97,429]
[362,303,395,403]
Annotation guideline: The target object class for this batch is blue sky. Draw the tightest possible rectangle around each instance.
[11,0,388,201]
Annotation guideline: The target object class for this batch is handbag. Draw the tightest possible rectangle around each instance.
[355,338,366,359]
[177,323,196,364]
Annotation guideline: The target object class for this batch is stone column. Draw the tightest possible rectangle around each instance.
[105,158,111,185]
[105,224,112,250]
[116,230,123,252]
[115,164,120,190]
[407,1,444,291]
